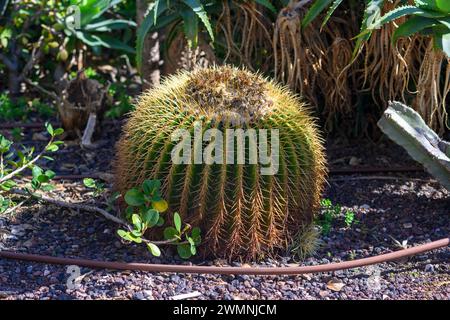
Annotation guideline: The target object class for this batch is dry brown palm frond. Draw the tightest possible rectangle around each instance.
[217,0,273,72]
[162,33,217,75]
[273,1,355,128]
[353,0,417,109]
[413,40,450,135]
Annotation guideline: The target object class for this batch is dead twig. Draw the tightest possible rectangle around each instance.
[81,113,97,149]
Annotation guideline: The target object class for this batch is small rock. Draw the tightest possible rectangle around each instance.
[349,157,361,166]
[301,273,312,281]
[143,290,153,299]
[250,288,260,296]
[11,226,25,236]
[403,223,413,229]
[319,290,329,298]
[425,264,434,273]
[133,292,145,300]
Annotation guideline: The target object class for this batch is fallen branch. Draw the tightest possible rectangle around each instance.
[81,113,97,149]
[10,188,126,225]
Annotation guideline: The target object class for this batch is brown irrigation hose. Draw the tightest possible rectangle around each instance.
[0,238,448,275]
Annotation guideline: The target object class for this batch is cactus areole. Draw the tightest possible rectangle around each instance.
[115,66,327,260]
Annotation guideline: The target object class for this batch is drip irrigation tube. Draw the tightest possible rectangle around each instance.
[0,238,448,275]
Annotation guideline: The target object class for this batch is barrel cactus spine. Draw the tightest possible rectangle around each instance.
[115,66,327,260]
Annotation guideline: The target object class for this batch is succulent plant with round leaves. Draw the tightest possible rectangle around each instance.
[115,66,327,260]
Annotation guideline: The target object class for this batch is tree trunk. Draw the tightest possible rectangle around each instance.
[136,0,160,91]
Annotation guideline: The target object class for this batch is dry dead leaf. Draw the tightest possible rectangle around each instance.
[327,279,345,292]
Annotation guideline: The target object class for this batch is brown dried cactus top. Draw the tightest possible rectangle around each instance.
[184,66,273,124]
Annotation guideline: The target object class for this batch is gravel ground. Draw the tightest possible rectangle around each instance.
[0,126,449,300]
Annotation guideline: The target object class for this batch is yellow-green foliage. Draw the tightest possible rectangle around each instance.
[115,66,327,260]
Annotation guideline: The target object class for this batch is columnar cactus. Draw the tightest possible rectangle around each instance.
[115,66,327,260]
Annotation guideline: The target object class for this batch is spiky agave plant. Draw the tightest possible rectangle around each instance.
[115,66,327,260]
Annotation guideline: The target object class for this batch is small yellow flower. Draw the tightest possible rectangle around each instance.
[152,200,168,213]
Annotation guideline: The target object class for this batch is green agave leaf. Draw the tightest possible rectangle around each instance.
[74,0,123,26]
[322,0,345,28]
[153,0,160,24]
[436,0,450,13]
[352,0,384,59]
[437,17,450,30]
[182,0,214,42]
[393,16,440,43]
[434,31,450,58]
[90,34,135,54]
[136,1,172,72]
[370,5,447,30]
[84,19,137,32]
[302,0,333,28]
[416,0,450,13]
[180,7,199,48]
[74,30,133,53]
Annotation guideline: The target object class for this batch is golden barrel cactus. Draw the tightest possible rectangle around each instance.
[115,66,326,260]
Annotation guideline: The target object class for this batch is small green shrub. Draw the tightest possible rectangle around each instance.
[117,179,201,259]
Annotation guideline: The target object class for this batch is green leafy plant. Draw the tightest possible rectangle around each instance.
[105,82,134,118]
[344,209,356,227]
[302,0,388,57]
[0,94,27,120]
[316,199,357,233]
[0,123,200,259]
[135,0,279,72]
[0,123,64,214]
[117,179,201,258]
[316,198,341,235]
[61,0,136,54]
[305,0,450,57]
[0,0,135,99]
[361,0,450,57]
[83,177,105,197]
[0,94,55,121]
[136,0,218,71]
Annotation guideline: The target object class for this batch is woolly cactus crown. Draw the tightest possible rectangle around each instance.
[116,66,326,260]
